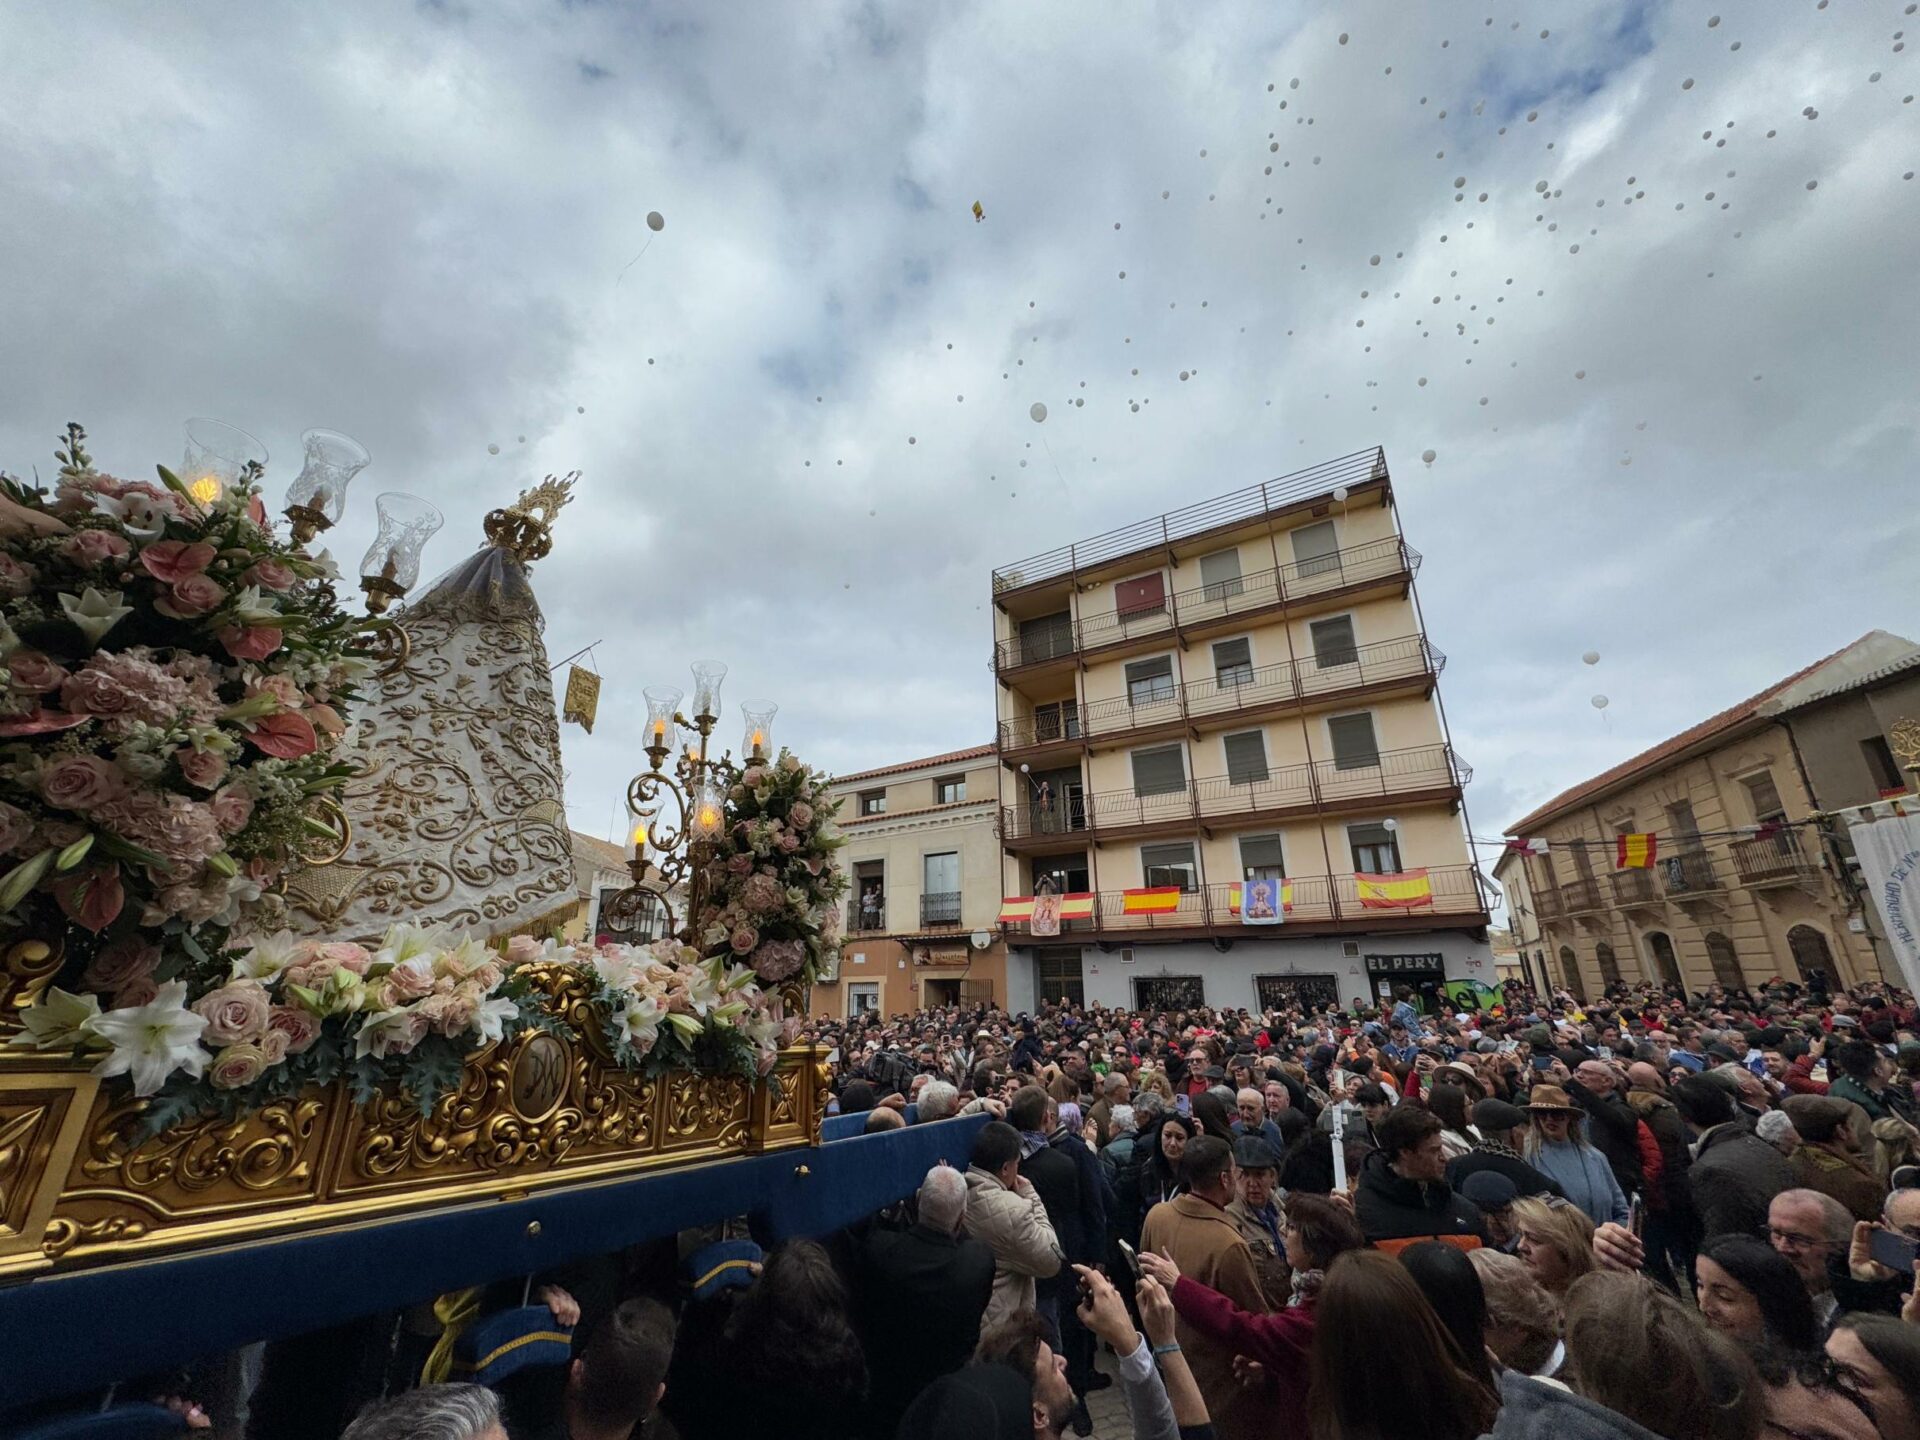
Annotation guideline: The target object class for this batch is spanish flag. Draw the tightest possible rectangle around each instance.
[1615,833,1658,869]
[1121,886,1182,914]
[997,893,1095,922]
[1355,869,1434,909]
[1227,882,1294,914]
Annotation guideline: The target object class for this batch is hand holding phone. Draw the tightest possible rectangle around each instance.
[1869,1225,1919,1275]
[1117,1239,1140,1277]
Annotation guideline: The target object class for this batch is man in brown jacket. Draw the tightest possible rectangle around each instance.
[1142,1134,1274,1440]
[1782,1094,1886,1221]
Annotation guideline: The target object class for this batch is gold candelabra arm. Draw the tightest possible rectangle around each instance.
[355,616,412,678]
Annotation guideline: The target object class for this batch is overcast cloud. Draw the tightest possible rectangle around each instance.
[2,0,1915,858]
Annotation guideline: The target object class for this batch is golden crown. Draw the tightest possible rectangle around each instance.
[483,473,578,563]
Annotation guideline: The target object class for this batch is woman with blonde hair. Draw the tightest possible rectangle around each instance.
[1469,1246,1565,1377]
[1511,1194,1595,1297]
[1138,1068,1175,1105]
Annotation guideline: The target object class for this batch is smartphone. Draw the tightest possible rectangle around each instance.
[1628,1192,1644,1238]
[1531,1054,1553,1072]
[1869,1227,1919,1274]
[1175,1094,1191,1117]
[1117,1239,1139,1277]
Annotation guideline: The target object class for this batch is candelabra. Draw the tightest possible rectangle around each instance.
[608,664,779,947]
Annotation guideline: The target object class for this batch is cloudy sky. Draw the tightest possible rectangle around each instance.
[3,0,1915,857]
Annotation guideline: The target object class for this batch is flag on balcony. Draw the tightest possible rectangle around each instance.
[1356,869,1434,909]
[1505,837,1549,856]
[1121,886,1183,914]
[997,893,1094,923]
[1230,877,1291,925]
[1615,833,1658,869]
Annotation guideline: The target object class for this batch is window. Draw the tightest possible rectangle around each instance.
[1224,730,1270,785]
[1290,520,1341,577]
[1239,833,1286,879]
[1309,615,1359,668]
[933,775,966,804]
[1037,947,1084,1006]
[1664,799,1701,842]
[852,860,886,932]
[921,852,960,924]
[1130,744,1187,796]
[847,982,880,1017]
[1115,572,1167,618]
[1863,735,1906,794]
[1140,842,1199,891]
[1595,941,1623,987]
[1740,769,1785,824]
[1348,822,1401,873]
[859,789,887,816]
[1033,700,1081,741]
[1212,637,1254,688]
[1558,946,1587,1004]
[1199,547,1245,602]
[1704,932,1743,989]
[1126,655,1176,706]
[1017,611,1074,662]
[1787,925,1835,980]
[1327,712,1381,770]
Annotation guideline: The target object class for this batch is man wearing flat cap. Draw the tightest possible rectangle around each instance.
[1226,1135,1288,1306]
[1783,1094,1885,1221]
[1446,1097,1564,1200]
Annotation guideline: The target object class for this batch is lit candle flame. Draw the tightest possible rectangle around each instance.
[188,474,221,505]
[696,804,720,832]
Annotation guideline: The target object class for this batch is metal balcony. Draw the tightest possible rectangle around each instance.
[919,892,963,926]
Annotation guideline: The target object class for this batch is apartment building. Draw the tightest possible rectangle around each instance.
[811,746,1008,1019]
[989,448,1494,1016]
[1491,847,1549,993]
[1503,631,1917,999]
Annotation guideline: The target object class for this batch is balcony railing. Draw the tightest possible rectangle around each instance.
[1534,884,1563,919]
[998,864,1486,935]
[846,900,888,933]
[1610,868,1659,907]
[1731,831,1816,886]
[920,892,963,926]
[1660,848,1721,898]
[992,447,1389,592]
[1559,878,1602,913]
[999,744,1465,843]
[998,635,1444,753]
[993,533,1420,671]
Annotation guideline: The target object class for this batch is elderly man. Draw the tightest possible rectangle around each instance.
[342,1385,507,1440]
[1769,1188,1854,1328]
[1233,1087,1285,1153]
[1089,1070,1129,1148]
[1226,1135,1289,1307]
[916,1079,1005,1122]
[1782,1095,1885,1221]
[858,1165,997,1435]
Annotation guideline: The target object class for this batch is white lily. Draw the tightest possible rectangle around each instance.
[592,950,647,993]
[90,490,169,539]
[86,980,209,1096]
[225,584,282,626]
[58,587,134,648]
[615,993,663,1052]
[229,928,302,983]
[681,965,723,1018]
[353,1007,416,1059]
[373,921,450,970]
[8,986,102,1050]
[470,995,520,1045]
[307,548,344,582]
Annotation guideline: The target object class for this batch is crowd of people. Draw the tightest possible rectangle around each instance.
[36,976,1920,1440]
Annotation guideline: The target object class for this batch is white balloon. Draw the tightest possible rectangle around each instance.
[1030,402,1048,423]
[1382,818,1398,831]
[646,211,665,232]
[1582,650,1600,665]
[1332,486,1350,501]
[487,443,500,455]
[1421,448,1437,464]
[1591,695,1610,709]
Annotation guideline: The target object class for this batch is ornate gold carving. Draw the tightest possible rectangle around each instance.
[768,1067,799,1128]
[1,938,64,1041]
[484,474,577,564]
[42,1214,148,1258]
[82,1097,323,1195]
[1890,718,1920,777]
[510,1032,570,1122]
[0,1104,49,1234]
[663,1074,749,1150]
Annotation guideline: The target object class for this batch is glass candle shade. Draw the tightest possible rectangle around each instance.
[182,418,268,508]
[284,428,370,539]
[643,686,683,754]
[689,776,727,844]
[690,661,727,723]
[359,492,443,607]
[741,700,777,761]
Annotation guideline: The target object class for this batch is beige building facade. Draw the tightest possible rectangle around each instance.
[811,746,1010,1019]
[990,448,1494,1016]
[1505,632,1918,1000]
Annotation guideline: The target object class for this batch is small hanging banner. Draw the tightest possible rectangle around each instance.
[563,665,601,733]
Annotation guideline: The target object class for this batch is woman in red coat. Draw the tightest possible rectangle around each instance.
[1137,1194,1363,1439]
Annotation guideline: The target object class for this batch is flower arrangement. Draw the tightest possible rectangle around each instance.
[509,933,801,1079]
[0,424,369,976]
[17,922,544,1128]
[697,750,846,987]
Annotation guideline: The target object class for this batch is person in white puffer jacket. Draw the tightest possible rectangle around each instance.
[962,1120,1063,1329]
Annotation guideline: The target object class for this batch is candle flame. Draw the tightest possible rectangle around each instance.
[188,474,222,505]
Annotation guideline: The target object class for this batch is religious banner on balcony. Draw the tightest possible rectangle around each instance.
[1356,869,1434,910]
[997,893,1095,932]
[1847,811,1920,997]
[1121,886,1183,914]
[1229,878,1290,925]
[1615,832,1658,869]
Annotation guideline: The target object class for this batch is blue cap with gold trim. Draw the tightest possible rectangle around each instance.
[685,1238,763,1302]
[453,1305,575,1386]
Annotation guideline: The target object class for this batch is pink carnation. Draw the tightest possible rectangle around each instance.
[60,528,131,567]
[138,539,217,584]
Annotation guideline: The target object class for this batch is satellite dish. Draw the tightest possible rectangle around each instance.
[971,931,993,950]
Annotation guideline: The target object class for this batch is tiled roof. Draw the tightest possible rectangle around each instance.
[830,743,995,787]
[1769,646,1920,710]
[569,829,629,877]
[1505,633,1879,834]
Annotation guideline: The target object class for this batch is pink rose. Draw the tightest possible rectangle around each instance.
[113,976,159,1008]
[192,979,272,1045]
[0,801,34,855]
[154,572,227,618]
[307,941,370,974]
[252,675,303,707]
[80,936,159,995]
[217,625,283,662]
[210,785,255,835]
[776,832,800,853]
[257,1029,291,1066]
[6,650,67,693]
[244,559,297,591]
[266,1005,322,1055]
[61,529,131,567]
[742,766,767,787]
[505,934,542,965]
[138,539,217,584]
[246,710,316,759]
[730,926,759,955]
[788,801,814,828]
[177,747,229,790]
[417,990,479,1037]
[41,754,127,811]
[378,958,436,1005]
[725,852,756,878]
[208,1042,272,1091]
